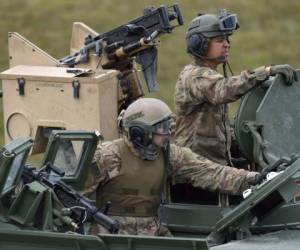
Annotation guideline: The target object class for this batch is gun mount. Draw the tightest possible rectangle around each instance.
[0,4,183,153]
[59,4,183,93]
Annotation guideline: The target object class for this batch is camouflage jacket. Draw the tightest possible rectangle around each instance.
[83,138,257,236]
[174,59,268,165]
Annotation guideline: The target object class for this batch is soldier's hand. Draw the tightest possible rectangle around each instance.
[253,173,264,185]
[253,171,281,185]
[269,64,298,85]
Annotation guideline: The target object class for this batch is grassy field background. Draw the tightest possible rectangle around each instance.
[0,0,300,146]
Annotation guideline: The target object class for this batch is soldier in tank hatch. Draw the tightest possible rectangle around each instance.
[174,9,297,166]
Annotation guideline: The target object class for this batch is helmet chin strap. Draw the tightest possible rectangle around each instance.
[190,48,227,63]
[222,61,234,78]
[191,48,234,77]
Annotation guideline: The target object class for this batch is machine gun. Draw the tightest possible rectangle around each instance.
[22,162,120,234]
[59,4,183,93]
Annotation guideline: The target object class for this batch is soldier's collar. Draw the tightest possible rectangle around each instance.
[193,58,211,68]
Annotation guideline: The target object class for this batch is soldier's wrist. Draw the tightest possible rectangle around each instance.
[265,66,272,76]
[247,172,259,185]
[251,66,269,82]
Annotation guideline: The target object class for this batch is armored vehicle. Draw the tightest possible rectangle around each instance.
[0,130,208,250]
[1,73,300,249]
[1,4,300,250]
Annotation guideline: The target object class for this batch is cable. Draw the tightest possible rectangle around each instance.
[222,61,234,78]
[226,61,234,76]
[223,62,228,78]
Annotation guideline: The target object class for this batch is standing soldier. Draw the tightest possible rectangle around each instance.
[83,98,260,236]
[174,10,296,166]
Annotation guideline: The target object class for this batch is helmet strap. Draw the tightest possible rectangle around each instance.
[222,61,234,78]
[223,62,228,78]
[190,46,227,63]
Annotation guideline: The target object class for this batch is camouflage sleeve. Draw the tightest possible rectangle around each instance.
[81,141,121,196]
[169,144,258,195]
[189,67,268,105]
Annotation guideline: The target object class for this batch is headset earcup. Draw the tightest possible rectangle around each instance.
[187,34,208,57]
[129,126,153,147]
[187,34,201,54]
[129,126,145,143]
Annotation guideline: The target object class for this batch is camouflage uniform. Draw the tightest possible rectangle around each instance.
[174,58,268,165]
[83,137,257,236]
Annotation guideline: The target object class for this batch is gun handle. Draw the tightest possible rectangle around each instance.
[173,4,184,26]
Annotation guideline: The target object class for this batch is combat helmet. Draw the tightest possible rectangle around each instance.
[120,98,172,160]
[186,9,239,60]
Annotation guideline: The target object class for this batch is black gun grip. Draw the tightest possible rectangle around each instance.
[173,4,184,25]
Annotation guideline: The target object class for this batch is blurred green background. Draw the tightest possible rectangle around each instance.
[0,0,300,146]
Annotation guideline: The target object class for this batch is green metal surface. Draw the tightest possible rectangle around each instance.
[211,230,300,250]
[0,229,108,250]
[256,71,300,165]
[0,228,208,250]
[235,70,300,166]
[161,200,300,235]
[0,221,20,230]
[253,202,300,231]
[234,83,269,161]
[212,159,300,234]
[101,234,208,250]
[0,150,14,196]
[8,182,47,225]
[41,130,101,190]
[0,138,33,196]
[160,203,223,234]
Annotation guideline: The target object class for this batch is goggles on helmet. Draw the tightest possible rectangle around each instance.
[219,14,239,31]
[152,118,172,135]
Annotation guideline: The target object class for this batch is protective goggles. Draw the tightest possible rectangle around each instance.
[219,14,239,31]
[152,118,172,135]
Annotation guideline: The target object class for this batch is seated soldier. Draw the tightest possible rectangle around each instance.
[83,98,260,236]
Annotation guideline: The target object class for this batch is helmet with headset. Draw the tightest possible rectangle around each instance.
[186,9,239,61]
[119,98,172,160]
